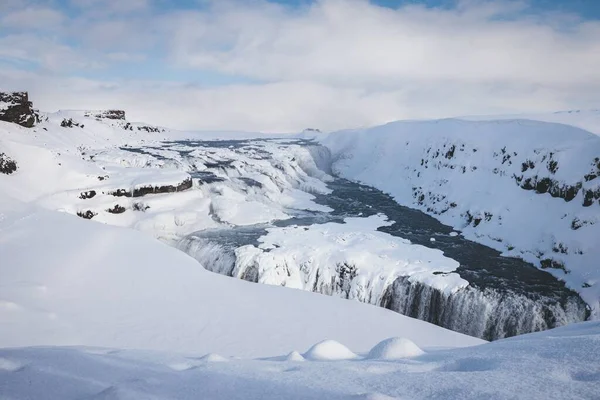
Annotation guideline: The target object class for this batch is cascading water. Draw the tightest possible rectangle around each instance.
[381,277,586,340]
[177,237,236,276]
[125,138,589,341]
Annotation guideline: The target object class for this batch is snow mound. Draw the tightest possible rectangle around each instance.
[304,340,358,361]
[285,351,305,362]
[367,337,425,360]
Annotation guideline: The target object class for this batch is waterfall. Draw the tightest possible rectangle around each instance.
[172,139,589,341]
[380,277,588,340]
[177,236,236,276]
[178,232,588,341]
[178,231,587,341]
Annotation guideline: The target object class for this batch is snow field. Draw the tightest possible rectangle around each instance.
[0,321,598,399]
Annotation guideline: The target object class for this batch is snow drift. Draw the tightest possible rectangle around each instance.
[0,321,598,399]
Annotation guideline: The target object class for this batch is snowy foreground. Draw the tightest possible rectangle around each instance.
[1,322,599,400]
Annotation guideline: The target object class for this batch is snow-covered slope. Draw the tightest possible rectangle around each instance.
[0,202,481,357]
[322,119,600,316]
[1,321,598,399]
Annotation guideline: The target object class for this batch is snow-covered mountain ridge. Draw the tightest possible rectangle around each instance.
[322,118,600,316]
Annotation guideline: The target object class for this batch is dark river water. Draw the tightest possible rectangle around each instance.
[123,139,590,340]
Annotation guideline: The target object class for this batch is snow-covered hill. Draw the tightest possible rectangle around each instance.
[322,118,600,316]
[461,109,600,136]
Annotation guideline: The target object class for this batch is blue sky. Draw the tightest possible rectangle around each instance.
[50,0,600,19]
[1,0,599,131]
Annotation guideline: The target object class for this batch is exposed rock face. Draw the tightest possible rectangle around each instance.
[137,125,164,133]
[0,152,17,174]
[61,118,84,128]
[76,210,97,220]
[79,190,97,200]
[84,110,126,120]
[106,204,126,214]
[108,178,192,198]
[0,92,39,128]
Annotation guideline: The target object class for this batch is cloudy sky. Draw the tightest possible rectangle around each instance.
[1,0,599,132]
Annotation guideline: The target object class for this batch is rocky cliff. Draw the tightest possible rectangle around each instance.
[0,92,39,128]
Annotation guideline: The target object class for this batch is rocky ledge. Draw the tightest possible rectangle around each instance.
[84,110,126,120]
[107,177,192,198]
[0,92,40,128]
[0,152,17,174]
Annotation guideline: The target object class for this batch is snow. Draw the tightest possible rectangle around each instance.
[234,214,468,302]
[303,340,358,361]
[0,202,482,357]
[0,321,598,399]
[285,351,306,362]
[367,337,424,360]
[460,109,600,136]
[0,115,334,244]
[322,118,600,317]
[1,102,599,398]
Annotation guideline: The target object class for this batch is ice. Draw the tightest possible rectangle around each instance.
[233,214,468,301]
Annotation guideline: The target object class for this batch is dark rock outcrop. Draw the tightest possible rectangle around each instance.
[137,125,164,133]
[107,204,126,214]
[79,190,97,200]
[77,210,97,219]
[84,110,126,120]
[0,92,39,128]
[108,177,192,198]
[0,152,17,174]
[132,202,150,211]
[61,118,84,128]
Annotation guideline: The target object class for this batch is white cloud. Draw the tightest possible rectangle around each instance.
[1,6,65,31]
[1,0,599,132]
[0,34,103,72]
[167,0,600,87]
[69,0,150,14]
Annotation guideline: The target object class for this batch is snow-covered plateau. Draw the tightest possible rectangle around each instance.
[1,93,599,398]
